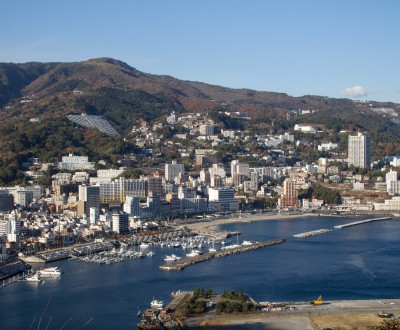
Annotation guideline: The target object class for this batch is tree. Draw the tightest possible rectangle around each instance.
[368,319,400,330]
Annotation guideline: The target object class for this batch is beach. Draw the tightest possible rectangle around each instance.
[183,213,320,235]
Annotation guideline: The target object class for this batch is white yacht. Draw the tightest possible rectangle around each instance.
[150,298,164,309]
[186,249,202,257]
[38,267,62,277]
[164,254,181,261]
[242,240,258,246]
[25,273,41,282]
[140,243,150,248]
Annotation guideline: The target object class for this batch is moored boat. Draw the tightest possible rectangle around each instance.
[38,267,62,277]
[25,273,41,282]
[150,298,164,309]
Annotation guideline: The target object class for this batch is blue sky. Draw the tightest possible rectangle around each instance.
[1,1,399,103]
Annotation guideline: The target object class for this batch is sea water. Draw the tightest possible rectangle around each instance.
[1,215,399,329]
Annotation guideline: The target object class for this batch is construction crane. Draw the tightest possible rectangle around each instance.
[311,295,323,305]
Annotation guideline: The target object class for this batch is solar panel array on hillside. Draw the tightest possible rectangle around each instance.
[67,114,120,137]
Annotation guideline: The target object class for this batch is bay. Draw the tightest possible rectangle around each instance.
[1,215,399,329]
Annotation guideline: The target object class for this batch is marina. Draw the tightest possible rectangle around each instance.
[1,215,400,329]
[334,217,393,229]
[159,239,285,271]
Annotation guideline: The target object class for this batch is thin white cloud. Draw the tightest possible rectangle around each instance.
[342,85,368,98]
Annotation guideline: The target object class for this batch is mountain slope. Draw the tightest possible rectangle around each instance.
[0,57,399,183]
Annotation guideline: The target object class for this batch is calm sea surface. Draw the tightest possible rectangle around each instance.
[1,215,400,329]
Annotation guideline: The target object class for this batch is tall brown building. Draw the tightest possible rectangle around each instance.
[279,179,299,209]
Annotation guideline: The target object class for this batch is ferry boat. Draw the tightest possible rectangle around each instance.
[38,267,62,277]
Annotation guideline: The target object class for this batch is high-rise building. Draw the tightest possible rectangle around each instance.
[165,160,185,182]
[112,212,129,234]
[7,213,20,243]
[348,132,371,168]
[279,179,299,209]
[123,196,140,217]
[78,185,100,216]
[99,178,147,203]
[208,187,239,211]
[148,173,163,198]
[0,193,14,212]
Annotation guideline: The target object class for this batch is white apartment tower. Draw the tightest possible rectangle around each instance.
[7,213,20,243]
[165,160,185,182]
[348,132,371,168]
[123,196,140,217]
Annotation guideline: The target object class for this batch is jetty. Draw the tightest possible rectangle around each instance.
[159,239,285,271]
[293,229,332,238]
[334,217,392,229]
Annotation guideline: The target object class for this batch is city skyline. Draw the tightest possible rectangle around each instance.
[1,1,400,103]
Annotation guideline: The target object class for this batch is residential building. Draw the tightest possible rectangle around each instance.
[0,193,14,212]
[59,154,95,171]
[123,196,140,217]
[112,212,129,234]
[165,160,185,182]
[374,196,400,211]
[279,178,299,209]
[199,124,214,136]
[208,188,239,211]
[99,178,147,203]
[78,185,100,216]
[348,132,371,168]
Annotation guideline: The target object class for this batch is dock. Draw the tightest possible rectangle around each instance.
[293,229,332,238]
[159,239,285,271]
[334,217,393,229]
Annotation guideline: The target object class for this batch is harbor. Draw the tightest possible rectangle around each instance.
[159,239,285,271]
[1,214,400,329]
[334,217,393,229]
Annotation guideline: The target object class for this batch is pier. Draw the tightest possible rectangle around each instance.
[159,239,285,271]
[1,269,34,288]
[334,217,393,229]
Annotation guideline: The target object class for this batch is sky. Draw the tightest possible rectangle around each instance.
[1,0,399,103]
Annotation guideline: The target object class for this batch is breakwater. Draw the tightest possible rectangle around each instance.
[293,229,332,238]
[334,217,392,229]
[159,239,285,271]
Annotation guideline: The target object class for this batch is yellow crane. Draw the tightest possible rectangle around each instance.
[311,295,323,305]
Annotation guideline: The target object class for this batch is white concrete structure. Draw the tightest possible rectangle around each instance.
[123,196,140,217]
[59,154,95,171]
[374,196,400,211]
[112,212,129,234]
[7,213,20,243]
[294,124,320,133]
[318,142,340,151]
[348,132,371,168]
[208,188,239,211]
[165,160,185,182]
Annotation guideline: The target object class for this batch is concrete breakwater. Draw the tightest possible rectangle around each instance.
[334,217,393,229]
[159,239,285,271]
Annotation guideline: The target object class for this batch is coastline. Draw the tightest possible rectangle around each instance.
[182,298,400,329]
[183,212,321,234]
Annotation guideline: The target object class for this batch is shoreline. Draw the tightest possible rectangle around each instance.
[183,212,322,233]
[182,298,400,329]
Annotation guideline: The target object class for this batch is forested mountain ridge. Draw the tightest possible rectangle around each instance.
[0,57,399,184]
